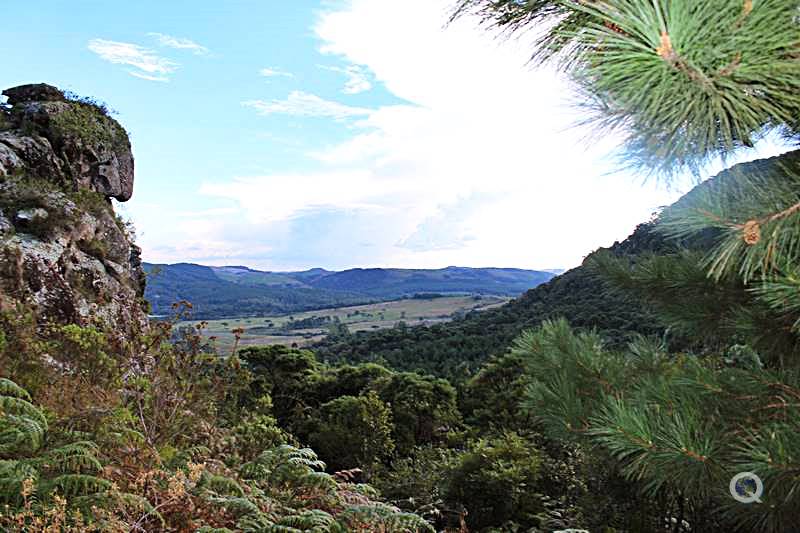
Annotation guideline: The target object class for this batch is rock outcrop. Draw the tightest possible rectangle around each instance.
[0,84,134,201]
[0,84,148,338]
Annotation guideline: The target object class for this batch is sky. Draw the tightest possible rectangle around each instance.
[2,0,788,272]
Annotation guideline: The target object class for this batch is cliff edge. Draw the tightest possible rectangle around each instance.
[0,83,148,338]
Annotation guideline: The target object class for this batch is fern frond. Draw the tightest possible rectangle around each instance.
[0,459,37,504]
[41,473,112,498]
[298,471,337,493]
[199,473,246,497]
[0,396,47,428]
[336,503,434,532]
[278,508,335,529]
[38,441,102,474]
[285,447,326,471]
[0,378,32,401]
[0,414,47,455]
[206,495,263,518]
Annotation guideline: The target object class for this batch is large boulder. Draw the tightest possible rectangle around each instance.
[1,83,134,201]
[0,84,147,339]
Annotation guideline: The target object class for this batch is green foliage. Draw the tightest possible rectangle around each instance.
[48,98,129,155]
[452,0,594,65]
[660,152,800,282]
[0,173,68,239]
[69,188,112,218]
[0,379,113,511]
[446,432,545,531]
[372,372,461,455]
[335,503,435,532]
[314,223,666,380]
[568,0,800,176]
[315,363,392,400]
[461,351,534,431]
[231,407,296,463]
[456,0,800,178]
[0,377,47,455]
[240,345,323,430]
[448,5,800,522]
[53,324,119,383]
[308,392,395,475]
[515,320,800,531]
[373,445,463,524]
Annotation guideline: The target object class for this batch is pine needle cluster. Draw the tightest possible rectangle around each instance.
[454,0,800,177]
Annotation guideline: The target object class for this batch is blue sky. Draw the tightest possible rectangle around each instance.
[2,1,787,271]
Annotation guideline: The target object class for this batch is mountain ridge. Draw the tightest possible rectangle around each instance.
[144,262,556,319]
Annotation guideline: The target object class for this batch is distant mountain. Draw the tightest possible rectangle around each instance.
[312,223,668,378]
[143,263,556,319]
[312,153,785,378]
[302,266,554,298]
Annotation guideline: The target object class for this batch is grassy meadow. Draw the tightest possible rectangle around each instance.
[181,295,508,354]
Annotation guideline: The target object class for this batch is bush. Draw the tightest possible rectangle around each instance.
[446,432,544,531]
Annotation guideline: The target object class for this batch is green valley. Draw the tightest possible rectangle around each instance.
[145,263,554,319]
[182,294,509,354]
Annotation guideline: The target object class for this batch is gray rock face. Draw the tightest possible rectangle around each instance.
[1,84,134,201]
[0,210,12,234]
[3,83,66,105]
[0,84,147,339]
[14,207,49,227]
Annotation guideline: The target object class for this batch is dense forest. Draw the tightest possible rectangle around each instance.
[3,0,800,532]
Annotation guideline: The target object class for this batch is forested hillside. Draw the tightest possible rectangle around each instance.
[145,263,554,319]
[314,220,670,377]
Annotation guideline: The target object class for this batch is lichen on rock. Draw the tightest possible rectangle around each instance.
[1,83,134,201]
[0,83,147,339]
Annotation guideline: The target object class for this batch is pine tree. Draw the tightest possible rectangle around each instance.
[454,0,800,176]
[456,1,800,530]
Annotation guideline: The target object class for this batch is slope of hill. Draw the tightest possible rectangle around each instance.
[143,263,556,319]
[312,222,672,378]
[313,152,800,378]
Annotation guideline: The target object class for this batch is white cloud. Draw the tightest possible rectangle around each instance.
[148,32,209,55]
[128,71,169,82]
[169,0,788,271]
[320,64,372,94]
[200,171,398,223]
[88,38,177,81]
[243,91,372,120]
[174,207,239,218]
[260,67,294,78]
[397,195,487,251]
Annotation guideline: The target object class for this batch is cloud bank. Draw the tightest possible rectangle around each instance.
[320,64,372,94]
[141,0,786,271]
[242,91,372,120]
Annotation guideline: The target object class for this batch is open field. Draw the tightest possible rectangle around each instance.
[180,295,509,354]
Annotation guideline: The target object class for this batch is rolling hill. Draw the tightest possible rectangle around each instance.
[312,222,668,377]
[312,152,800,378]
[143,263,556,319]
